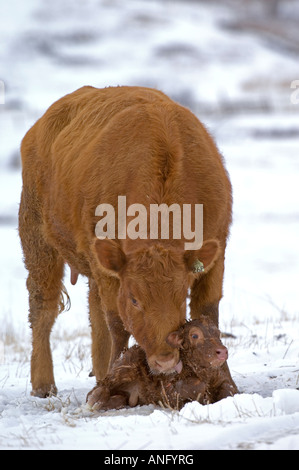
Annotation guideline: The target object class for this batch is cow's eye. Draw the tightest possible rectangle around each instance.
[192,334,199,339]
[131,296,138,307]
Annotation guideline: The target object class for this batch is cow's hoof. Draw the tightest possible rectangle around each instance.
[31,384,58,398]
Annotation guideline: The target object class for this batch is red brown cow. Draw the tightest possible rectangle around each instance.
[18,86,236,398]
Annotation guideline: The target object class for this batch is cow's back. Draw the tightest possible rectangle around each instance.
[21,86,231,265]
[21,86,171,188]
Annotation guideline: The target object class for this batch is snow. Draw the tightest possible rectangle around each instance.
[0,0,299,451]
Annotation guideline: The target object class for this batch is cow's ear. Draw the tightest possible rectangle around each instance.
[184,239,220,274]
[94,238,127,274]
[166,330,183,349]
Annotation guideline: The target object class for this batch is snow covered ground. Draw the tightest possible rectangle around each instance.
[0,0,298,450]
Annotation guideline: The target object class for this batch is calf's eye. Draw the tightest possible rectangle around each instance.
[192,334,199,339]
[131,297,138,307]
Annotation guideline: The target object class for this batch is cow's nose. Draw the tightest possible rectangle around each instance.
[155,357,176,371]
[148,350,181,374]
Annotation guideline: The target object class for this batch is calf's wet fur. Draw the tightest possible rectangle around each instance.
[87,318,238,410]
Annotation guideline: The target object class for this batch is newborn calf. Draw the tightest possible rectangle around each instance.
[87,318,237,411]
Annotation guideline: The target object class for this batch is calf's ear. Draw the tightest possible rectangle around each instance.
[94,238,127,274]
[184,239,220,274]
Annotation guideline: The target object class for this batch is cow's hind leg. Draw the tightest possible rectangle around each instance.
[19,190,66,398]
[27,257,65,398]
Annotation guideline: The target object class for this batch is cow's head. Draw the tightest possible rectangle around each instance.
[94,238,220,374]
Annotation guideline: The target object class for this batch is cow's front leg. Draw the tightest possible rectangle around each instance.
[190,254,238,394]
[95,275,130,373]
[106,310,130,370]
[189,254,225,326]
[89,278,112,381]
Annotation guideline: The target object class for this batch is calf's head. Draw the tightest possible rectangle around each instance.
[167,318,228,373]
[94,238,220,374]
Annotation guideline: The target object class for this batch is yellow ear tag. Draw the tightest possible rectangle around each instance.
[193,259,205,273]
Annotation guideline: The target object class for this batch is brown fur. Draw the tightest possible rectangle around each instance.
[18,86,236,397]
[87,318,238,410]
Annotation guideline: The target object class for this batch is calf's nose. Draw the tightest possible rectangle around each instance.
[216,347,228,361]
